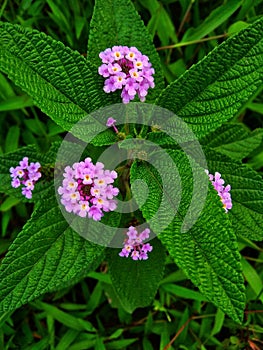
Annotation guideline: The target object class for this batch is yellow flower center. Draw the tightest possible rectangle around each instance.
[114,52,121,59]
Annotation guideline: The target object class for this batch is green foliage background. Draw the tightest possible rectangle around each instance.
[0,0,263,349]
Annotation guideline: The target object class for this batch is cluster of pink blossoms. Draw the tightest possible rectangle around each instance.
[98,46,155,103]
[58,158,119,221]
[10,157,41,199]
[119,226,153,260]
[205,170,232,212]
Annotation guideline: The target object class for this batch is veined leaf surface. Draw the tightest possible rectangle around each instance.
[130,150,245,323]
[157,18,263,138]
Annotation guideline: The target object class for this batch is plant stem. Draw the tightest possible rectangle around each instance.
[156,34,228,51]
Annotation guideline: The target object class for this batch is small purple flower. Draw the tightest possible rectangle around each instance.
[119,226,153,260]
[121,89,133,104]
[106,117,116,127]
[11,178,20,188]
[98,64,110,77]
[19,157,29,168]
[10,158,41,199]
[28,162,41,173]
[142,243,153,253]
[125,78,139,98]
[22,187,32,199]
[104,76,116,93]
[58,158,119,221]
[113,72,127,89]
[205,170,232,212]
[98,46,155,104]
[106,117,119,133]
[119,247,130,258]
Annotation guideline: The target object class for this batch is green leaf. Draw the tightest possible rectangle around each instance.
[228,21,249,35]
[0,196,105,312]
[88,0,164,101]
[211,309,225,336]
[157,18,263,138]
[24,119,46,136]
[146,131,177,147]
[105,338,137,349]
[236,0,262,21]
[200,123,263,161]
[139,0,178,45]
[161,284,208,302]
[0,94,33,111]
[205,148,263,241]
[247,101,263,114]
[0,22,112,134]
[130,150,245,323]
[241,257,263,303]
[55,329,80,350]
[67,339,96,350]
[32,300,96,332]
[0,196,20,211]
[5,125,20,153]
[106,238,166,313]
[182,0,242,42]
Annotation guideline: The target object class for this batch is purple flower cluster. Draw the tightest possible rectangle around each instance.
[98,46,155,103]
[205,170,232,212]
[58,158,119,221]
[119,226,153,260]
[10,157,41,199]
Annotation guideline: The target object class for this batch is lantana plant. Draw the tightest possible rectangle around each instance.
[0,0,263,326]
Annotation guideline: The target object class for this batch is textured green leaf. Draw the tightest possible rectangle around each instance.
[0,143,59,202]
[88,0,164,101]
[157,18,263,138]
[106,238,166,313]
[90,129,118,147]
[0,196,105,312]
[130,150,245,323]
[201,123,263,161]
[205,148,263,241]
[0,22,112,135]
[146,131,177,147]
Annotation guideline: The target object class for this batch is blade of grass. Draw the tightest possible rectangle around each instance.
[211,309,225,336]
[241,257,263,303]
[156,33,228,50]
[0,197,21,212]
[0,95,33,111]
[161,284,208,302]
[56,329,80,350]
[31,301,97,333]
[4,126,20,153]
[182,0,243,42]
